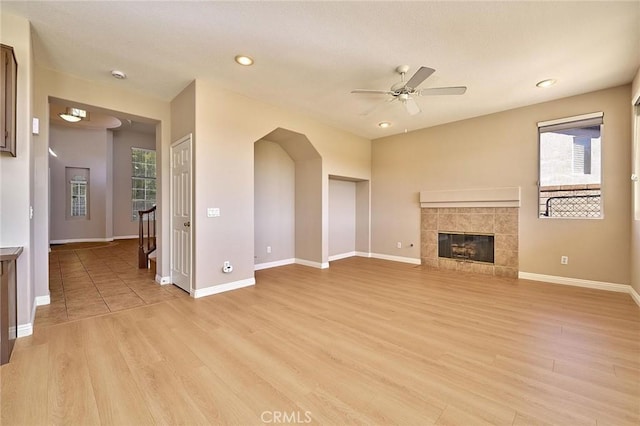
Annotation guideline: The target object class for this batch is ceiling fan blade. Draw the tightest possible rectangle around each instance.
[404,97,421,116]
[351,89,394,95]
[360,97,397,116]
[405,67,435,90]
[419,86,467,96]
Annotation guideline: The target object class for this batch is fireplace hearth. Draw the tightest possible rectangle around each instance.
[438,233,494,264]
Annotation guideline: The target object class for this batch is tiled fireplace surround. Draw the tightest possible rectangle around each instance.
[419,188,520,278]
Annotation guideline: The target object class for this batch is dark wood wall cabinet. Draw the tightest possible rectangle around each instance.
[0,246,21,365]
[1,44,17,157]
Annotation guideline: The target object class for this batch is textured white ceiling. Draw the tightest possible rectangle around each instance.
[2,1,639,139]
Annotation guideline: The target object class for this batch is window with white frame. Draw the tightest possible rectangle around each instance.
[538,113,603,219]
[70,178,87,216]
[131,147,156,220]
[65,167,90,220]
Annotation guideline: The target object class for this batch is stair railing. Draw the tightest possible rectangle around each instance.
[138,205,157,268]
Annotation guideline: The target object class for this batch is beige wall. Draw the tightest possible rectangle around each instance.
[329,178,356,257]
[49,126,155,241]
[170,81,195,142]
[294,157,323,264]
[0,12,34,327]
[355,180,371,254]
[372,85,632,285]
[49,125,109,241]
[254,139,295,264]
[631,68,640,294]
[112,129,156,237]
[193,79,370,289]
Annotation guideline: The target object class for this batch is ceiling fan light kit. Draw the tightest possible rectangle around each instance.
[351,65,467,116]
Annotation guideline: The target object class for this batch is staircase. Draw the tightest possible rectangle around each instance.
[138,205,157,269]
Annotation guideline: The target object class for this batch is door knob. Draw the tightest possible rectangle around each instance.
[184,221,190,227]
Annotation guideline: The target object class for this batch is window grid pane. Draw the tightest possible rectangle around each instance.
[131,148,157,220]
[70,182,87,217]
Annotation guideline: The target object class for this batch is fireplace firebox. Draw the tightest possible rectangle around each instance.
[438,232,495,264]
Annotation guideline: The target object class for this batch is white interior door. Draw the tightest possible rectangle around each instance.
[171,134,192,292]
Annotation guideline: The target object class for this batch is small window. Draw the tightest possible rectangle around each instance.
[65,167,90,220]
[131,147,156,220]
[70,177,88,217]
[538,113,603,219]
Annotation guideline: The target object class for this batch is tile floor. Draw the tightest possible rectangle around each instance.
[36,239,187,328]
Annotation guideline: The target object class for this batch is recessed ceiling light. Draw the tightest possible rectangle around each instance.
[111,70,127,79]
[378,121,391,128]
[536,78,557,88]
[234,55,254,66]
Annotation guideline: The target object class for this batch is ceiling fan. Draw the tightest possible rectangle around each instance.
[351,65,467,116]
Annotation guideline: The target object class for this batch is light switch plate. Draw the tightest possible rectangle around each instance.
[32,117,39,135]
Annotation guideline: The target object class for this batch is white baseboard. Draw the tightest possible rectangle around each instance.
[155,275,171,285]
[295,258,330,269]
[329,252,357,262]
[18,295,52,337]
[255,258,295,271]
[35,294,50,306]
[50,237,114,244]
[17,323,33,338]
[630,286,640,308]
[356,251,372,258]
[370,253,421,265]
[518,272,629,293]
[18,296,38,338]
[519,272,639,307]
[192,277,256,298]
[113,235,138,240]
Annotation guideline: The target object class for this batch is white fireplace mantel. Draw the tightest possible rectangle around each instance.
[419,187,521,208]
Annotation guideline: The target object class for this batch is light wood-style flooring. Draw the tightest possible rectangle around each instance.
[2,257,639,425]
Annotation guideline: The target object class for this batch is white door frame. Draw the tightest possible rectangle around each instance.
[170,134,193,293]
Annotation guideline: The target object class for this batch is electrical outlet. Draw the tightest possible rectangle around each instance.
[561,256,569,265]
[396,242,402,249]
[266,246,271,254]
